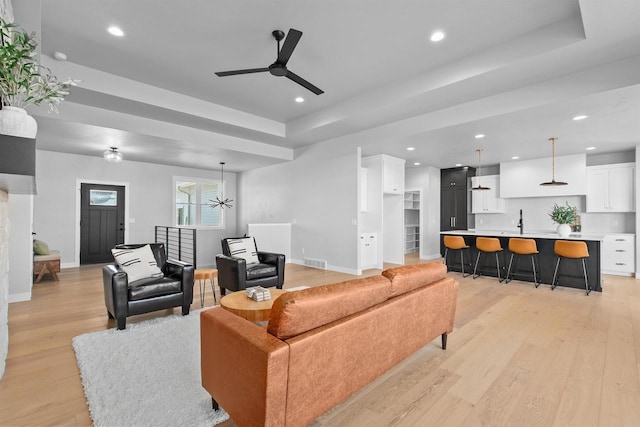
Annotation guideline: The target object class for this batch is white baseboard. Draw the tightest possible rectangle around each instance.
[421,253,443,261]
[290,259,359,276]
[61,262,77,269]
[9,292,31,303]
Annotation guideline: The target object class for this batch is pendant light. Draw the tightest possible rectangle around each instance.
[540,137,567,186]
[210,162,233,209]
[103,147,123,162]
[471,148,490,190]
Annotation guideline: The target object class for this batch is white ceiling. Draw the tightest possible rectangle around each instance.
[19,0,640,172]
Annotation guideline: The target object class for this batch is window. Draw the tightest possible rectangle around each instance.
[174,178,224,228]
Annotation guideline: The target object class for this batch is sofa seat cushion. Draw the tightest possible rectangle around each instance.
[246,263,277,280]
[267,275,391,340]
[382,262,447,297]
[128,276,182,301]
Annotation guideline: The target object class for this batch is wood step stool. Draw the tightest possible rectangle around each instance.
[33,250,61,283]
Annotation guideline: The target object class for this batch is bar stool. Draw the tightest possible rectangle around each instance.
[473,237,505,282]
[194,268,218,307]
[443,235,471,277]
[552,240,591,295]
[505,238,540,287]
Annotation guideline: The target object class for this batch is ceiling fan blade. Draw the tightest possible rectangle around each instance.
[277,29,302,65]
[215,68,269,77]
[286,71,324,95]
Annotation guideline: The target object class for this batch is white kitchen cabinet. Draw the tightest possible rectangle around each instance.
[471,175,505,213]
[360,232,378,269]
[586,163,635,212]
[602,233,635,275]
[382,155,405,194]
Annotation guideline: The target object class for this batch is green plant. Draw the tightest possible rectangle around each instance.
[0,19,76,112]
[549,202,577,225]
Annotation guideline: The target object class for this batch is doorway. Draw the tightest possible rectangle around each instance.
[79,183,125,264]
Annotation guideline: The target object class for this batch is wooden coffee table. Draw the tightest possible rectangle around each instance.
[220,288,286,322]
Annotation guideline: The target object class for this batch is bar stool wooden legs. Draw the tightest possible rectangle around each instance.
[551,240,591,295]
[473,237,505,282]
[505,238,540,287]
[443,235,471,277]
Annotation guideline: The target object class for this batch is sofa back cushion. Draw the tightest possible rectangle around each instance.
[267,275,391,340]
[382,262,447,297]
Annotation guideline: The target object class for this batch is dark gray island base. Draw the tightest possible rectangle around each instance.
[440,232,602,292]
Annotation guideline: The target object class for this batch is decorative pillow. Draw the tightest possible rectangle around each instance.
[226,237,259,264]
[33,239,50,255]
[111,245,164,283]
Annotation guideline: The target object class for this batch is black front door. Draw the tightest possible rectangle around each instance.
[80,184,125,264]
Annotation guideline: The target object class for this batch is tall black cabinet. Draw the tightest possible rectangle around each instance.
[441,167,475,231]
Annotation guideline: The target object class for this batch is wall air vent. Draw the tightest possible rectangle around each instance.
[303,258,327,270]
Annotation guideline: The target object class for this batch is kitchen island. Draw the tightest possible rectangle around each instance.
[440,230,603,292]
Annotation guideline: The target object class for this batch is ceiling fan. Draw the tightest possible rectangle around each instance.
[215,28,324,95]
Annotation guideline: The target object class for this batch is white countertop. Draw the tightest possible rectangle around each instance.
[440,229,606,241]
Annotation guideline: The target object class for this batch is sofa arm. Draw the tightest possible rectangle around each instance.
[216,254,246,292]
[102,264,129,319]
[201,308,289,427]
[166,259,195,304]
[258,251,285,287]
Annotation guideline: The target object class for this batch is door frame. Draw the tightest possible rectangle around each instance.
[74,179,130,267]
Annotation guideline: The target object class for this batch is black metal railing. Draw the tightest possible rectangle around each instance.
[155,226,197,268]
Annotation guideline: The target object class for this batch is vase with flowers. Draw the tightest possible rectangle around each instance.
[549,202,577,237]
[0,18,77,138]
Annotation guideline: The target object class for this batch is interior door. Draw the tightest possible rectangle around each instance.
[80,184,125,264]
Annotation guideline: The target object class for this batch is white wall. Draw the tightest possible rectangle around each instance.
[0,190,9,379]
[239,139,359,274]
[8,194,33,302]
[406,166,441,260]
[33,150,237,269]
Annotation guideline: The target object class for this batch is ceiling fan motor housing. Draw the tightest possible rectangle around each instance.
[269,63,288,76]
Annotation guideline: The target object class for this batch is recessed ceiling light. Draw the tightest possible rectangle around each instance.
[512,156,519,160]
[474,134,485,139]
[430,31,445,42]
[455,163,462,167]
[406,147,415,151]
[586,147,596,150]
[414,162,421,166]
[107,26,125,37]
[573,115,588,121]
[295,97,304,103]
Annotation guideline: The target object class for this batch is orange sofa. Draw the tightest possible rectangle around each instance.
[200,262,459,426]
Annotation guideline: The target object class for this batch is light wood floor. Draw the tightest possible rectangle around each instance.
[1,255,640,426]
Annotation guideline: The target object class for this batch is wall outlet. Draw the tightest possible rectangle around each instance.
[479,219,483,225]
[613,220,619,227]
[352,218,357,225]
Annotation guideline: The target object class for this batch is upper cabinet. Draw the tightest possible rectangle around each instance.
[382,155,405,195]
[586,163,635,212]
[500,154,587,198]
[471,175,505,213]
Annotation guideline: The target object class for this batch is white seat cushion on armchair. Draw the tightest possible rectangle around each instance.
[227,237,259,264]
[111,245,164,283]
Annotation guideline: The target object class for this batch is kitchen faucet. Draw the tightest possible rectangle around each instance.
[517,209,524,234]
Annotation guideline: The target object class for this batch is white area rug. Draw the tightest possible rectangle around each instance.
[72,309,229,427]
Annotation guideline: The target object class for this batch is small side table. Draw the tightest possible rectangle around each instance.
[194,268,218,307]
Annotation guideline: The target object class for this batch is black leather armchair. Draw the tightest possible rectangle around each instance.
[216,237,285,295]
[102,243,195,329]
